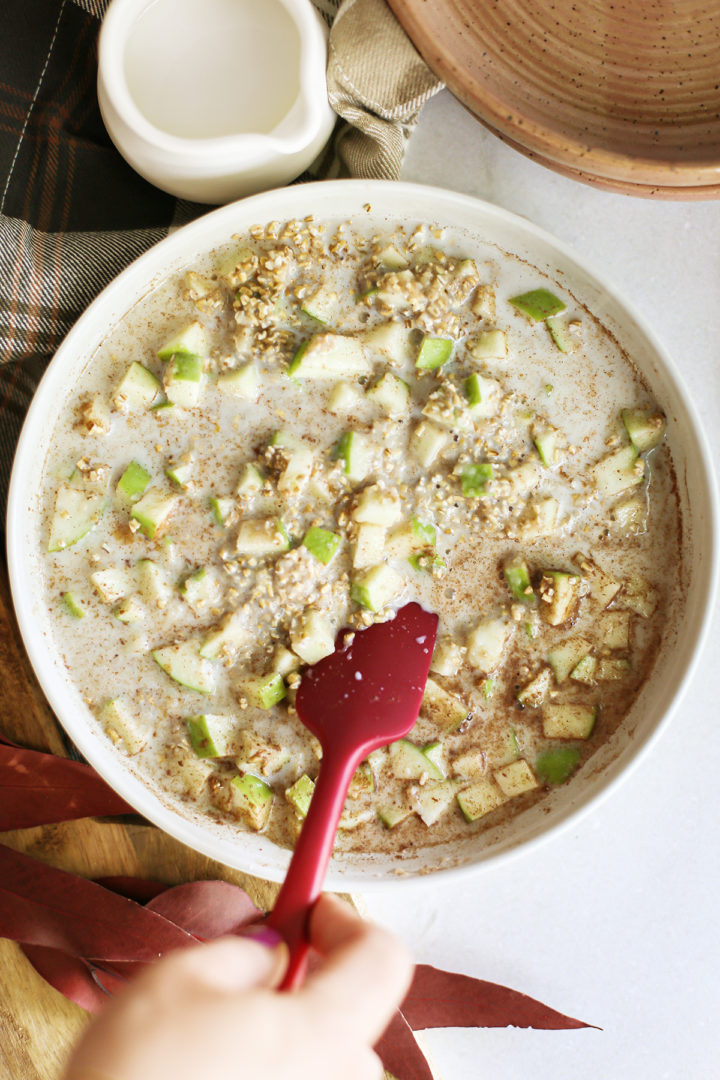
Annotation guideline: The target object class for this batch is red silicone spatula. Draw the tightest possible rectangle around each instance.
[267,602,438,989]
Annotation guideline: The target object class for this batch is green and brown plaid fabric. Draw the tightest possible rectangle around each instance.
[0,0,211,527]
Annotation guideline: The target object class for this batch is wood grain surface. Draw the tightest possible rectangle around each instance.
[0,566,285,1080]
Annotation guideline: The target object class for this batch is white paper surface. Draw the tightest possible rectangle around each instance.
[362,90,720,1080]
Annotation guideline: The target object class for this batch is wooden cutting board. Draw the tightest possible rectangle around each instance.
[0,566,287,1080]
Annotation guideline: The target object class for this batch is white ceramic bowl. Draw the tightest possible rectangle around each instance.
[97,0,336,204]
[7,182,718,889]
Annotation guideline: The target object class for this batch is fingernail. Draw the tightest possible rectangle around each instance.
[240,923,285,949]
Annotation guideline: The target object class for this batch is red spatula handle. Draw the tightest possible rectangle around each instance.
[267,744,361,990]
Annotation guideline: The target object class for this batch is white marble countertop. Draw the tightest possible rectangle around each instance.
[363,89,720,1080]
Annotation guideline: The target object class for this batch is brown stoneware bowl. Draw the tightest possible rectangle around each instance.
[388,0,720,196]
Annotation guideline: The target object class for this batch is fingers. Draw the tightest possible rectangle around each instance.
[137,935,289,996]
[301,895,414,1045]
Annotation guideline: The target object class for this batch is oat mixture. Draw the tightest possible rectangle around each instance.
[40,216,681,855]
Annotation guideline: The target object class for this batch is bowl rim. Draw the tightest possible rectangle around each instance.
[7,179,719,889]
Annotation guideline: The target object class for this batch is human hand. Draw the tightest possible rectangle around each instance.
[62,893,412,1080]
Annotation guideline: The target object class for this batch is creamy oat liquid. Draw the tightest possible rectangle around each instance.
[124,0,300,139]
[37,218,682,857]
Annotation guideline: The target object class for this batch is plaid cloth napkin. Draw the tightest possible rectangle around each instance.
[0,0,441,530]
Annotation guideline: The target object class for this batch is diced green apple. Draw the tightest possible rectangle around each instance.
[163,354,203,408]
[421,678,469,731]
[353,523,386,569]
[516,667,553,707]
[532,426,559,467]
[361,321,415,365]
[412,779,459,826]
[411,422,449,468]
[61,591,85,618]
[277,444,314,495]
[351,564,404,612]
[459,463,493,497]
[457,778,506,822]
[48,485,107,552]
[117,461,151,501]
[152,641,216,694]
[130,488,179,539]
[288,333,369,379]
[464,373,501,418]
[137,559,172,608]
[503,555,534,603]
[291,610,335,665]
[113,595,145,624]
[415,335,454,371]
[165,452,195,488]
[543,704,596,739]
[227,773,274,830]
[570,654,597,684]
[301,285,338,324]
[493,759,538,798]
[99,698,146,755]
[209,495,234,526]
[547,637,592,683]
[186,714,237,758]
[546,314,575,352]
[621,408,666,453]
[157,321,209,362]
[377,803,413,829]
[574,554,621,609]
[612,494,647,535]
[509,288,565,321]
[112,362,160,411]
[302,526,341,565]
[596,657,631,681]
[538,570,581,626]
[199,610,249,660]
[619,575,657,618]
[366,372,410,415]
[352,485,402,527]
[90,567,133,604]
[466,328,507,361]
[286,774,315,817]
[180,568,219,616]
[240,673,287,709]
[332,431,372,482]
[601,610,631,650]
[375,243,409,271]
[466,618,510,673]
[429,637,463,677]
[328,380,363,413]
[388,739,444,781]
[217,361,261,399]
[535,746,581,785]
[592,445,644,497]
[234,731,291,776]
[384,517,436,558]
[236,463,264,498]
[234,518,290,557]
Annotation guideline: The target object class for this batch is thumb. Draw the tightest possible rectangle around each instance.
[144,932,289,995]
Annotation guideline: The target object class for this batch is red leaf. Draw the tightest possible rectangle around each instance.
[0,742,134,829]
[403,964,596,1031]
[0,843,198,961]
[376,1010,434,1080]
[97,881,263,984]
[146,881,262,939]
[21,945,108,1014]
